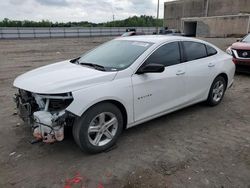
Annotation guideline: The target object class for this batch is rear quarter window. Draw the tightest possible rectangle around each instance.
[206,45,217,56]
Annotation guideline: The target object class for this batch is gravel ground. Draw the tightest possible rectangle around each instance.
[0,37,249,188]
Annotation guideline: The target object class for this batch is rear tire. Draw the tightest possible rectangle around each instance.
[72,102,123,153]
[207,76,226,106]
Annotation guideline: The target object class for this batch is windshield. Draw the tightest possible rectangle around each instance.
[242,34,250,42]
[79,40,152,71]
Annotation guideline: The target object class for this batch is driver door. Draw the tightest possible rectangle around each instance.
[132,42,187,122]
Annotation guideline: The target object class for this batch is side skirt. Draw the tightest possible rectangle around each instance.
[126,98,206,129]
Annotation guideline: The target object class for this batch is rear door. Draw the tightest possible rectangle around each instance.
[181,41,218,102]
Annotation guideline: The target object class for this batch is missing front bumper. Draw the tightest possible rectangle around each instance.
[13,91,75,143]
[13,94,33,124]
[33,111,66,143]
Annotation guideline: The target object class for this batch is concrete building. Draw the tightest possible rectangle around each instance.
[164,0,250,37]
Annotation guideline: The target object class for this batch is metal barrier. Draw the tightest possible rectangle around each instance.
[0,27,157,39]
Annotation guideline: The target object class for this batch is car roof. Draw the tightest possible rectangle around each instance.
[116,35,207,45]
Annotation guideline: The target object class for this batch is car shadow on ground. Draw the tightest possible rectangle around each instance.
[18,102,207,156]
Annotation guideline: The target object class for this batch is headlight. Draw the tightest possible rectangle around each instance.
[226,46,233,56]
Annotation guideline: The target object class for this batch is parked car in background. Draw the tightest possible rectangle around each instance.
[226,33,250,72]
[121,31,145,37]
[125,28,136,32]
[159,28,184,36]
[14,35,235,153]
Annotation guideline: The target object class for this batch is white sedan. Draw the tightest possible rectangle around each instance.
[13,36,235,153]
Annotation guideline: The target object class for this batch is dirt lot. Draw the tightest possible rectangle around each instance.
[0,37,249,188]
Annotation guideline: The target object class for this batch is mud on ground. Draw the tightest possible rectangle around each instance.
[0,37,249,188]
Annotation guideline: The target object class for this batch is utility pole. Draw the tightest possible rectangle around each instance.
[205,0,209,17]
[111,6,115,27]
[156,0,160,34]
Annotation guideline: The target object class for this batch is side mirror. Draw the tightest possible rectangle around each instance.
[136,63,165,74]
[236,38,242,42]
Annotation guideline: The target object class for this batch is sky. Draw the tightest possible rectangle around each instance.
[0,0,171,23]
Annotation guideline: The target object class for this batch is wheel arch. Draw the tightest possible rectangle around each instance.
[216,72,228,89]
[80,99,128,129]
[206,72,229,100]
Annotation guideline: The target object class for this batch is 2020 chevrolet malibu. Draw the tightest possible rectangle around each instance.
[13,35,235,153]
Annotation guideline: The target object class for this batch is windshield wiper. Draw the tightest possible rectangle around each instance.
[79,62,106,71]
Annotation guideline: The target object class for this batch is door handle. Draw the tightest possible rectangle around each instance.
[208,63,215,67]
[176,70,185,75]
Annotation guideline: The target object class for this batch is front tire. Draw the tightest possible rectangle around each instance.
[73,102,123,153]
[207,76,226,106]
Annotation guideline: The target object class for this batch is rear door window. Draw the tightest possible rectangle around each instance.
[182,41,207,61]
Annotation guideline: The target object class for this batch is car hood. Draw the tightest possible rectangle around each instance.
[13,60,117,94]
[231,42,250,50]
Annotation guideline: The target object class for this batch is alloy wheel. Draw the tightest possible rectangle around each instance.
[87,112,118,146]
[212,80,224,102]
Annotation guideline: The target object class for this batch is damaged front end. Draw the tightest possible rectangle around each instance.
[14,89,75,143]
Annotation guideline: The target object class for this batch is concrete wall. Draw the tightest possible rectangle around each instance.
[182,15,250,37]
[164,0,206,19]
[164,0,250,30]
[207,0,243,16]
[164,18,182,30]
[164,0,207,29]
[240,0,250,14]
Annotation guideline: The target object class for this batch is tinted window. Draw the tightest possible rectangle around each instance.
[183,41,207,61]
[206,45,217,56]
[144,42,180,67]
